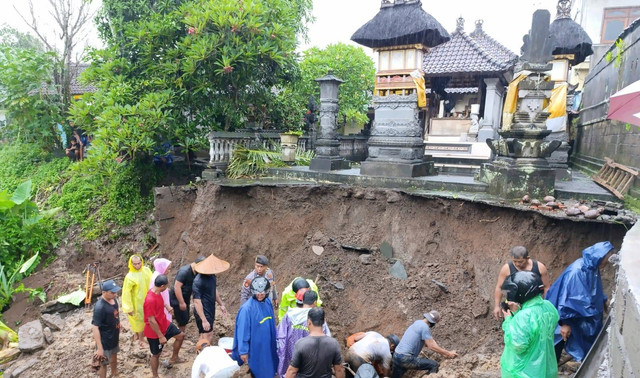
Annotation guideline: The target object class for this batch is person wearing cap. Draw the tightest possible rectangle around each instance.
[144,274,185,377]
[92,280,122,378]
[193,254,229,344]
[231,276,278,378]
[169,256,205,332]
[241,255,278,306]
[284,307,344,378]
[122,254,153,348]
[493,246,550,320]
[344,332,399,377]
[391,310,457,377]
[276,290,331,377]
[545,241,615,363]
[278,277,322,321]
[500,270,559,377]
[191,339,240,378]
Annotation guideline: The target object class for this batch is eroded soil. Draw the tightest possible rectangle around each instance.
[3,183,627,377]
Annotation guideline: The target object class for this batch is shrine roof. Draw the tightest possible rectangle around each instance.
[549,18,593,65]
[351,1,450,49]
[422,19,518,77]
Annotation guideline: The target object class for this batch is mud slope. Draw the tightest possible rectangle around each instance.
[157,183,626,376]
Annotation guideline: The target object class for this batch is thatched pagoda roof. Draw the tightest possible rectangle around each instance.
[351,1,450,49]
[549,18,593,65]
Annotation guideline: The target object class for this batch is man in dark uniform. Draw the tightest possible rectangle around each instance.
[493,245,550,320]
[169,256,205,332]
[240,255,277,306]
[193,254,229,344]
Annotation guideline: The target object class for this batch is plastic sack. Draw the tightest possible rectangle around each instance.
[57,289,87,306]
[501,296,559,377]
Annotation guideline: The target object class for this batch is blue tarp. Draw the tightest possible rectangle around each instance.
[545,241,613,361]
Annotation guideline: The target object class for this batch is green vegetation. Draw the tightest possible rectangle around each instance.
[227,145,314,178]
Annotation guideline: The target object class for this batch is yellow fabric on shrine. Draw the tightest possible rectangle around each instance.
[501,72,530,130]
[546,83,567,119]
[412,75,427,108]
[121,255,152,333]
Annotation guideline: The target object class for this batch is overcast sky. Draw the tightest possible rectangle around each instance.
[0,0,566,59]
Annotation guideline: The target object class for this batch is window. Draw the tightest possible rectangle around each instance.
[601,7,640,43]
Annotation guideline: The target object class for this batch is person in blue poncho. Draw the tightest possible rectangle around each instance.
[545,241,616,362]
[232,276,278,378]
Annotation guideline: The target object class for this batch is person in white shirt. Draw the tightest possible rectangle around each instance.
[191,339,239,378]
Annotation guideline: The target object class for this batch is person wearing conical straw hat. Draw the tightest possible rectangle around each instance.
[193,254,230,344]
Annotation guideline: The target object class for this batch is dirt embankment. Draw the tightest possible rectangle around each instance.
[3,183,627,377]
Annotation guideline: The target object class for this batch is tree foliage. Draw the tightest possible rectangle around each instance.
[298,43,375,125]
[0,29,63,148]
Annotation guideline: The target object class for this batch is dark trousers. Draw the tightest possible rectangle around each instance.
[391,353,439,378]
[555,340,566,362]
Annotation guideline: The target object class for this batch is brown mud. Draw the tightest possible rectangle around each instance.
[3,183,627,377]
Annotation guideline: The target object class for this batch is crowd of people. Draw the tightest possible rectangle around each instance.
[91,241,616,378]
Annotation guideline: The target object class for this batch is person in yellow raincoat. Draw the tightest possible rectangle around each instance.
[277,277,322,322]
[122,254,152,347]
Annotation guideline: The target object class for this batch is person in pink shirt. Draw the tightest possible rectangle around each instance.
[149,258,173,322]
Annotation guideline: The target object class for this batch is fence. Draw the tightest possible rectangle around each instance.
[208,131,369,164]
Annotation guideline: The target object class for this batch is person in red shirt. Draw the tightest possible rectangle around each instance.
[144,274,185,378]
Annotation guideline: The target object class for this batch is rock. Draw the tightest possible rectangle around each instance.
[531,199,541,206]
[380,241,393,259]
[584,210,599,219]
[578,205,590,214]
[332,282,345,290]
[359,254,373,265]
[565,208,581,216]
[364,192,376,200]
[5,357,38,378]
[40,313,65,331]
[386,191,401,203]
[431,279,449,293]
[522,195,531,203]
[353,190,365,199]
[311,245,324,256]
[389,261,408,280]
[538,205,552,211]
[543,195,555,203]
[43,327,54,344]
[18,320,45,353]
[546,202,559,209]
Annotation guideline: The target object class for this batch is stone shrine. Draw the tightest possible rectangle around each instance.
[477,10,561,198]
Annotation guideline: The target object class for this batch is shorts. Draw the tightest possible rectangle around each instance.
[96,346,119,366]
[194,311,214,334]
[172,302,190,326]
[147,323,182,356]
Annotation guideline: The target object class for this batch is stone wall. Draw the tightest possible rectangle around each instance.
[608,221,640,376]
[573,18,640,198]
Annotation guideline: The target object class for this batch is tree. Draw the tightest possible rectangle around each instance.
[15,0,94,113]
[298,43,376,126]
[0,28,62,147]
[70,0,313,168]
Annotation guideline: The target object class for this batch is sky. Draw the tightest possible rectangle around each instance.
[0,0,568,60]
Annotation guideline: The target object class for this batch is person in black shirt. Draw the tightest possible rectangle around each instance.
[92,280,122,378]
[169,256,205,332]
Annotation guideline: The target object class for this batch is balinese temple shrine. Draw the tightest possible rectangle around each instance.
[421,17,518,170]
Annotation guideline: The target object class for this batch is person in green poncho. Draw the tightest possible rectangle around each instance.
[500,271,559,378]
[278,277,322,321]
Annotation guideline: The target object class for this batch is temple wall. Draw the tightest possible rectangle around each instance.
[608,221,640,376]
[572,19,640,198]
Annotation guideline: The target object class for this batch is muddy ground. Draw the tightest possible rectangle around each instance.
[3,182,628,377]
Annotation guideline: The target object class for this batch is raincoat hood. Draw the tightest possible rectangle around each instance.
[128,255,145,272]
[581,241,614,270]
[153,258,171,274]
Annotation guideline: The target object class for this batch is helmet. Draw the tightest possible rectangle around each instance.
[292,278,310,293]
[501,271,543,305]
[386,334,400,348]
[250,276,271,296]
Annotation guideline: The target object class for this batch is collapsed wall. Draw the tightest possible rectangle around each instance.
[155,182,627,375]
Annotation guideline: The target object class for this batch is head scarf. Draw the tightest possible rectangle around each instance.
[153,258,172,274]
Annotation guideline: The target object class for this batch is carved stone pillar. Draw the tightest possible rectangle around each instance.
[477,78,504,142]
[309,72,350,171]
[360,94,435,177]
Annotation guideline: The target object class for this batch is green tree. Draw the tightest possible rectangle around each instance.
[298,43,375,125]
[0,34,63,148]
